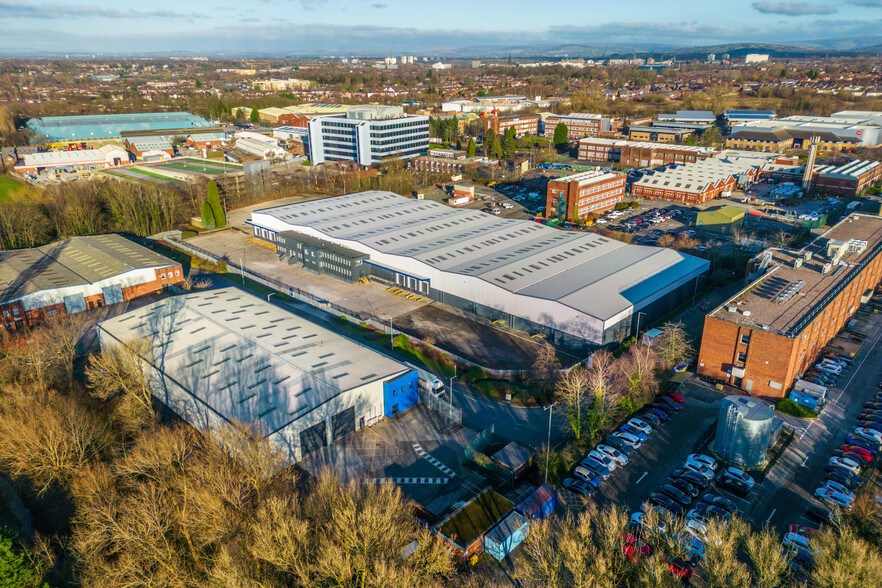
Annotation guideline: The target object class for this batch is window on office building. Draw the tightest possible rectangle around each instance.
[736,352,747,364]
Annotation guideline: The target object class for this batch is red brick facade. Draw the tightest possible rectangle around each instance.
[1,265,183,334]
[697,249,882,398]
[483,115,540,137]
[578,139,716,167]
[546,172,627,220]
[631,175,738,205]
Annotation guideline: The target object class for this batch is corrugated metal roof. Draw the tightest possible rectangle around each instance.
[97,288,410,433]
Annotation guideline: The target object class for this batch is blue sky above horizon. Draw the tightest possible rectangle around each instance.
[2,0,882,54]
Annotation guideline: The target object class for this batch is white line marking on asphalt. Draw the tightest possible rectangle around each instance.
[802,454,810,466]
[833,322,882,406]
[766,509,776,523]
[636,472,648,483]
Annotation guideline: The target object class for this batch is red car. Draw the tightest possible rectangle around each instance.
[840,446,872,463]
[667,557,694,580]
[841,444,873,461]
[788,523,819,538]
[662,391,686,405]
[621,533,651,562]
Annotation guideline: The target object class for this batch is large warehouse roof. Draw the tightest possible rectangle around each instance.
[252,191,708,322]
[0,234,177,303]
[27,112,215,142]
[97,288,411,433]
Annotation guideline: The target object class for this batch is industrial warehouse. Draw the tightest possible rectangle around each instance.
[0,234,182,333]
[96,288,418,463]
[26,112,220,145]
[247,191,709,348]
[697,213,882,398]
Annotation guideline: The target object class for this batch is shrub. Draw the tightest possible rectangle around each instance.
[776,398,818,418]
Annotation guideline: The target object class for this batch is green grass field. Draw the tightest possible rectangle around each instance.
[100,169,148,184]
[181,158,241,170]
[130,168,185,184]
[0,177,35,203]
[160,161,228,175]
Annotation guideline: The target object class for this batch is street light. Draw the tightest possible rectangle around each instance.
[634,311,647,339]
[544,403,555,485]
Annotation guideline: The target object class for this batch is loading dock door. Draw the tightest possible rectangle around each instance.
[331,407,356,441]
[63,293,87,314]
[102,285,124,305]
[299,421,327,456]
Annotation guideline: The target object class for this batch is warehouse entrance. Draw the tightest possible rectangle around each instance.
[300,421,327,457]
[331,407,356,441]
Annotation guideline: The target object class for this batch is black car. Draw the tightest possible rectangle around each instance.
[659,484,691,507]
[605,435,635,455]
[806,504,834,524]
[826,464,863,484]
[716,475,751,498]
[562,477,596,497]
[857,421,882,433]
[702,504,732,522]
[826,471,861,491]
[649,493,684,516]
[637,411,661,426]
[656,397,682,412]
[672,468,710,489]
[702,493,738,514]
[669,477,700,498]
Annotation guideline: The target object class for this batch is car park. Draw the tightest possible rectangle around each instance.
[596,444,629,466]
[562,477,596,496]
[659,484,692,507]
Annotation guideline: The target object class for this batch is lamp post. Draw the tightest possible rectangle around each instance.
[635,311,647,340]
[544,403,555,485]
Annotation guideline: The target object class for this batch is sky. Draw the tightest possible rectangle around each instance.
[2,0,882,55]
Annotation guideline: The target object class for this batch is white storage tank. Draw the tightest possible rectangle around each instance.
[714,395,776,468]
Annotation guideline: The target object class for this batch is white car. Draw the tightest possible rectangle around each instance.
[630,511,667,534]
[854,427,882,444]
[596,218,608,224]
[687,454,718,471]
[588,450,617,472]
[627,418,652,436]
[815,363,842,375]
[596,444,629,466]
[783,532,816,555]
[822,481,855,502]
[614,431,643,449]
[829,456,862,474]
[684,460,715,481]
[723,467,755,488]
[815,487,853,508]
[685,518,708,541]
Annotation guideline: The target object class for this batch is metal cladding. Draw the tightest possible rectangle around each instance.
[714,395,776,468]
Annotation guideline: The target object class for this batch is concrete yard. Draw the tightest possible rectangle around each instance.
[298,405,485,517]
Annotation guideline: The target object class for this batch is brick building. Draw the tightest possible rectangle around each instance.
[697,214,882,398]
[578,138,717,167]
[631,155,765,205]
[0,234,182,333]
[483,114,540,137]
[407,156,477,175]
[543,113,619,139]
[761,159,882,197]
[628,126,695,143]
[546,170,627,220]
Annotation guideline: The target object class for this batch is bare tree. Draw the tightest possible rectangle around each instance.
[85,336,156,432]
[555,367,590,439]
[530,341,561,396]
[653,322,694,369]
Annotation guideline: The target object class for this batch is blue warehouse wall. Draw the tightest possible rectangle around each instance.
[383,370,419,418]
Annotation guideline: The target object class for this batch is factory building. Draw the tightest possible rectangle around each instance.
[657,111,717,125]
[96,288,417,463]
[631,154,768,204]
[546,170,627,220]
[247,191,709,349]
[578,138,716,167]
[13,144,130,173]
[482,114,540,137]
[697,213,882,398]
[722,110,777,132]
[307,105,429,166]
[761,159,882,197]
[0,234,182,333]
[627,125,695,143]
[543,113,618,139]
[26,112,217,146]
[729,114,882,149]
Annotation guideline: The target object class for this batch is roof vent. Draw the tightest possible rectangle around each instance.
[759,324,769,330]
[803,251,812,262]
[793,258,803,269]
[742,310,751,317]
[822,263,832,274]
[727,305,738,313]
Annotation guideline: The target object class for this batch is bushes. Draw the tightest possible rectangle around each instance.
[775,398,818,419]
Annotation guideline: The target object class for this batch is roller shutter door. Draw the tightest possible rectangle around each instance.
[63,293,87,314]
[102,285,124,305]
[299,421,326,457]
[331,407,355,441]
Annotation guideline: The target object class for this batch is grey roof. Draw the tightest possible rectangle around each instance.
[97,287,411,433]
[253,192,709,322]
[0,234,177,303]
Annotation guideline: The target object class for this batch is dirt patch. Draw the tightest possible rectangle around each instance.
[392,304,545,370]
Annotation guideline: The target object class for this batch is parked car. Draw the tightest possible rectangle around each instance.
[659,484,692,507]
[821,481,855,501]
[669,477,700,498]
[815,363,842,375]
[687,454,718,471]
[636,411,661,426]
[854,428,882,444]
[671,468,710,489]
[829,456,862,475]
[826,467,863,489]
[579,458,612,480]
[573,466,604,485]
[621,532,652,562]
[627,418,653,436]
[806,505,834,525]
[648,493,684,516]
[629,511,667,535]
[666,557,694,580]
[681,536,706,559]
[662,391,686,405]
[783,532,817,556]
[683,460,715,481]
[844,434,878,452]
[644,407,669,422]
[587,450,617,472]
[815,487,853,508]
[562,477,596,496]
[702,494,738,514]
[722,467,755,489]
[840,445,873,461]
[596,444,629,466]
[605,435,635,455]
[620,424,648,443]
[613,431,644,449]
[833,448,871,465]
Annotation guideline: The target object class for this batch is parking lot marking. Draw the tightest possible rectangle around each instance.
[765,508,776,523]
[802,454,810,466]
[832,321,882,406]
[635,472,648,484]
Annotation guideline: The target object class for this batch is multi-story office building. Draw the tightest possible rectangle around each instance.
[697,214,882,398]
[546,171,627,219]
[578,138,716,167]
[482,114,540,137]
[543,113,618,139]
[307,105,429,166]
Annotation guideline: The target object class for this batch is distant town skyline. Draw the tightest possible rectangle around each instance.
[2,0,882,54]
